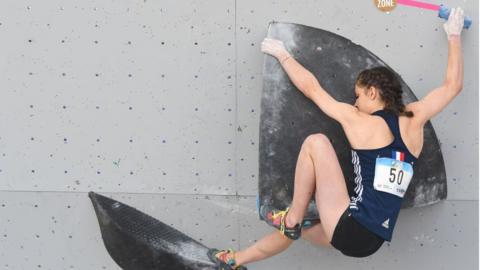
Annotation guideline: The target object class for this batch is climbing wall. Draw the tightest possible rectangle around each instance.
[0,0,477,269]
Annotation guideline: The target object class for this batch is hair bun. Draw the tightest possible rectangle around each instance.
[355,66,414,118]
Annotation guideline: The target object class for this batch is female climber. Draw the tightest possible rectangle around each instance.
[208,7,465,270]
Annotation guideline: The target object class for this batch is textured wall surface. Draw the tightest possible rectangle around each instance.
[0,0,478,269]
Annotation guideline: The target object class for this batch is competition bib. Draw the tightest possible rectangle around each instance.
[373,157,413,198]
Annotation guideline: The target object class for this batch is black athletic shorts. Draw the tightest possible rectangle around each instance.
[329,207,385,258]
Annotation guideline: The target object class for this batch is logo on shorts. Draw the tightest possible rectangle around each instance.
[382,218,390,229]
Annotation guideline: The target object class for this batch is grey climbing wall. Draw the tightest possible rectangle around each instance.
[0,0,477,269]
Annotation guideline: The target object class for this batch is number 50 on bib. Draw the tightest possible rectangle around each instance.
[373,157,414,198]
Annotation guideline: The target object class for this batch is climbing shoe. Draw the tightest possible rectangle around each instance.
[207,248,247,270]
[260,205,302,240]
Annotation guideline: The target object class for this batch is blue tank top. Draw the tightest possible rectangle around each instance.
[348,109,418,242]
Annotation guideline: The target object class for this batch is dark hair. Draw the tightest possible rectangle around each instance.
[355,66,413,118]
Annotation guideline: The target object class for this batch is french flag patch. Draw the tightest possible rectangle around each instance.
[392,150,405,161]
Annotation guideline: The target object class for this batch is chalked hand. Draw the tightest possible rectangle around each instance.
[261,38,290,61]
[443,7,465,38]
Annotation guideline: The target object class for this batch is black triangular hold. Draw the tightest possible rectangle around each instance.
[88,192,216,270]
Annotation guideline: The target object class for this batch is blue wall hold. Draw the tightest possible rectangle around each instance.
[438,4,472,29]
